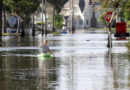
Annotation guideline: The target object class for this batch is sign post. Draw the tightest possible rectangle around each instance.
[17,16,20,36]
[104,12,113,48]
[8,16,16,38]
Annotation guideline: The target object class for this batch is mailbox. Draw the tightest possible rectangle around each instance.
[114,22,129,37]
[116,22,126,34]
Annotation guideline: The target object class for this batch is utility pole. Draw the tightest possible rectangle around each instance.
[69,0,72,32]
[32,13,35,37]
[41,0,44,36]
[45,0,47,36]
[72,0,75,31]
[0,0,3,37]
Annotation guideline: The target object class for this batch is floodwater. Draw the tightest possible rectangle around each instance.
[0,30,130,90]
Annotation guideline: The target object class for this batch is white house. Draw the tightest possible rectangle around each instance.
[61,0,105,29]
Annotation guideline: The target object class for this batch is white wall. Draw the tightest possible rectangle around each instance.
[84,6,92,28]
[95,7,104,28]
[67,6,84,29]
[84,5,104,28]
[62,4,105,29]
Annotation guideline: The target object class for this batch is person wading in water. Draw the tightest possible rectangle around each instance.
[39,39,51,54]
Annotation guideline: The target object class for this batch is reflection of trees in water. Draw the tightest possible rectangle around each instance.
[106,51,130,89]
[116,37,126,47]
[104,50,129,89]
[0,37,57,90]
[104,50,114,89]
[0,38,5,90]
[37,57,56,89]
[0,37,56,90]
[0,56,56,90]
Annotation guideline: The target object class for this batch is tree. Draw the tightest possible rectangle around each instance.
[2,0,41,36]
[0,0,3,37]
[97,0,130,20]
[54,14,64,29]
[2,10,6,33]
[98,13,106,26]
[94,0,129,48]
[47,0,68,32]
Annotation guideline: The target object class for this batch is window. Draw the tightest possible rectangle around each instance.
[65,11,67,14]
[86,19,89,25]
[79,19,83,25]
[90,9,91,13]
[75,8,79,13]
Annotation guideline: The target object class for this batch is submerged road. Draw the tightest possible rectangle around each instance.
[0,30,130,90]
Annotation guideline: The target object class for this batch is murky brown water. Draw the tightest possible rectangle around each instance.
[0,30,130,90]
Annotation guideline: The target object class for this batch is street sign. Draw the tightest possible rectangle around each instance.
[104,12,113,22]
[8,16,16,27]
[17,16,20,21]
[8,16,17,38]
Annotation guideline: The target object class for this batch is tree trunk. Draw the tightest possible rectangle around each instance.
[17,19,21,35]
[2,10,6,33]
[32,13,35,37]
[21,20,25,36]
[55,19,56,29]
[53,8,55,32]
[19,20,21,34]
[107,25,112,48]
[0,0,3,37]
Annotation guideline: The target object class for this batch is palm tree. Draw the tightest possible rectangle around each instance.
[0,0,3,37]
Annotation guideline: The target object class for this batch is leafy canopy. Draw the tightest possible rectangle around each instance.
[3,0,41,20]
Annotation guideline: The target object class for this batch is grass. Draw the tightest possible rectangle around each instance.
[2,33,21,36]
[52,32,60,35]
[87,28,130,31]
[126,42,130,50]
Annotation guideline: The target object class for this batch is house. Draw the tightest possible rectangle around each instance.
[61,0,105,29]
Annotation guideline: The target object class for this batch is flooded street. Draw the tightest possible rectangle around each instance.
[0,30,130,90]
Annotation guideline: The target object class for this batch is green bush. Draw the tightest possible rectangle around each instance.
[126,41,130,51]
[36,22,45,25]
[52,31,59,35]
[54,14,64,29]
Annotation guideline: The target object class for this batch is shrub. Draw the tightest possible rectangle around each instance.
[126,41,130,51]
[52,31,59,35]
[36,22,45,25]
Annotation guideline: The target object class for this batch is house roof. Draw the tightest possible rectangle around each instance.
[64,16,69,21]
[63,0,99,13]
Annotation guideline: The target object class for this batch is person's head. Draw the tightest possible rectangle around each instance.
[43,39,48,45]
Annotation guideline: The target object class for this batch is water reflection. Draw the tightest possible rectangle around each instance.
[0,56,56,90]
[0,30,130,90]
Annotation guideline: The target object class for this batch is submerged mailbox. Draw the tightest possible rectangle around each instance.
[114,22,129,37]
